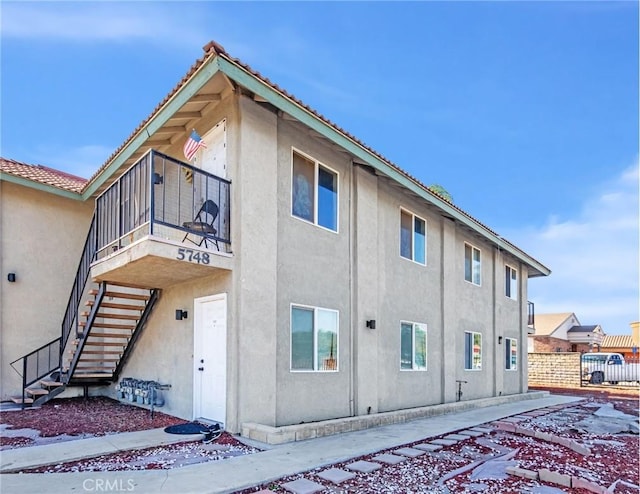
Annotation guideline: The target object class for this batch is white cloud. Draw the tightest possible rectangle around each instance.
[505,160,639,334]
[1,3,205,48]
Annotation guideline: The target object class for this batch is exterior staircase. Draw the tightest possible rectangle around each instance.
[11,281,158,406]
[9,207,160,407]
[64,282,157,383]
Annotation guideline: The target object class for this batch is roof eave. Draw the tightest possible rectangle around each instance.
[0,171,83,200]
[217,56,551,276]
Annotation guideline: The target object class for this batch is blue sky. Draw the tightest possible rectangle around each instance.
[1,1,638,335]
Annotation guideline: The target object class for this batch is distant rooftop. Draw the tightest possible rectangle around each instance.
[0,157,86,194]
[567,325,600,333]
[533,313,576,336]
[601,334,637,349]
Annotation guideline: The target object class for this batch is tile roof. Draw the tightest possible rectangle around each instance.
[83,40,548,274]
[601,335,637,349]
[0,41,549,275]
[85,41,227,186]
[533,312,575,336]
[0,157,86,194]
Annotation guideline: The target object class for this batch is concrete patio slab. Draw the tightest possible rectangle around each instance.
[393,447,425,458]
[431,438,458,446]
[444,433,470,441]
[345,460,382,473]
[414,443,443,452]
[469,427,494,434]
[372,453,406,464]
[281,478,326,494]
[458,430,485,437]
[316,467,356,484]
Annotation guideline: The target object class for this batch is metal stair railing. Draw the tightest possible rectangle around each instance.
[9,337,62,408]
[111,289,160,380]
[61,212,97,350]
[64,281,107,383]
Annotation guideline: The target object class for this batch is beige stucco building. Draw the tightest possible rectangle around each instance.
[1,41,550,440]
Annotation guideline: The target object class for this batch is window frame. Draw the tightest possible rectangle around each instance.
[505,264,518,301]
[290,303,339,372]
[399,208,427,265]
[464,242,482,286]
[290,148,339,233]
[464,331,482,371]
[505,337,518,371]
[400,321,428,371]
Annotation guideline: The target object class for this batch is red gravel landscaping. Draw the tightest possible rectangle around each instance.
[1,396,260,472]
[0,396,185,448]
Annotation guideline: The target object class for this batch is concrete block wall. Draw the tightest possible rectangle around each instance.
[528,352,581,387]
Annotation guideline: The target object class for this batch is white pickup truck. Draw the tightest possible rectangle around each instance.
[581,352,640,385]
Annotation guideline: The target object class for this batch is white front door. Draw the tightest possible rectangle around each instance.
[193,293,227,424]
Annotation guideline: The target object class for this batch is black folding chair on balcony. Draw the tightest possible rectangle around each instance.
[182,200,219,250]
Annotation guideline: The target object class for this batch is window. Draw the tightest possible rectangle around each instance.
[292,150,338,232]
[291,305,338,371]
[400,322,427,370]
[505,338,517,370]
[464,243,481,285]
[464,331,482,370]
[505,265,518,300]
[400,210,426,264]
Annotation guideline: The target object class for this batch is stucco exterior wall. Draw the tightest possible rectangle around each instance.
[233,98,534,427]
[451,231,495,401]
[232,95,279,429]
[274,118,352,426]
[104,272,232,421]
[0,181,93,399]
[494,255,527,396]
[375,181,444,412]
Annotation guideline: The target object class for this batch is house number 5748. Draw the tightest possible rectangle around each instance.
[176,248,210,264]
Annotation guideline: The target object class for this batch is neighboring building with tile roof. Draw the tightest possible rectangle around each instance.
[1,158,94,399]
[2,40,551,441]
[527,312,604,353]
[600,322,640,359]
[0,157,87,196]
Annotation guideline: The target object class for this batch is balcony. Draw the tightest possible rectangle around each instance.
[90,150,232,288]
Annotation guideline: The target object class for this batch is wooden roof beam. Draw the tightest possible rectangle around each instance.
[153,125,187,135]
[173,111,202,119]
[190,93,221,103]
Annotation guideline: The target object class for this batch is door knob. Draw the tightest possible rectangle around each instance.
[198,367,204,371]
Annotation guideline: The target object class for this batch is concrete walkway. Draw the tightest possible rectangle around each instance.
[0,428,204,473]
[0,393,581,494]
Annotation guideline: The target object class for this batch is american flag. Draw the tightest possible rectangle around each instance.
[183,130,207,161]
